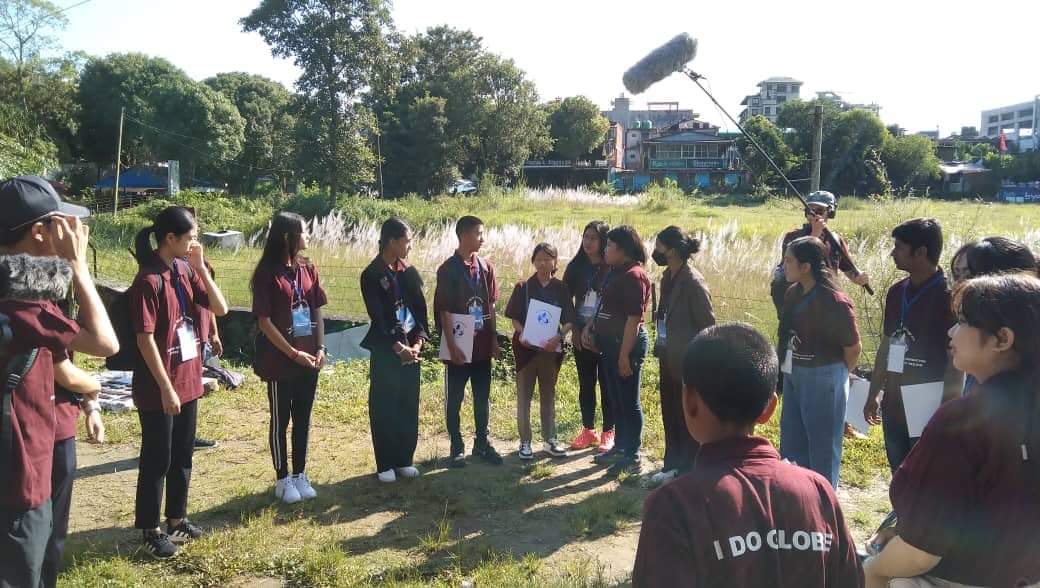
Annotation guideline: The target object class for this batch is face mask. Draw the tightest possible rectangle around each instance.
[652,250,668,267]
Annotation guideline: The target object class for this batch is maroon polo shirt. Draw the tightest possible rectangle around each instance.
[504,275,576,371]
[252,263,328,382]
[781,226,855,274]
[433,253,500,363]
[880,271,954,430]
[593,262,651,340]
[781,284,859,367]
[0,300,79,510]
[130,257,211,411]
[563,260,608,327]
[633,436,863,587]
[890,370,1040,587]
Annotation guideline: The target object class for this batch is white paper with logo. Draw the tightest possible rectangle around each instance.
[439,313,475,363]
[521,299,562,349]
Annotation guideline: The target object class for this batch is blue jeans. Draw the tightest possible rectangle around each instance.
[780,362,848,488]
[599,327,648,457]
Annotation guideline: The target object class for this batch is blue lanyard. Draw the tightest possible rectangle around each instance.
[169,260,191,319]
[593,268,620,318]
[386,266,404,305]
[288,266,306,307]
[456,254,483,297]
[900,272,943,327]
[793,286,818,315]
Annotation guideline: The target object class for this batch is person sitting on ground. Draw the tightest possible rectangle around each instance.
[632,322,862,587]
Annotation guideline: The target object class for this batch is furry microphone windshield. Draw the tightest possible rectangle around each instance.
[0,254,73,301]
[622,33,698,95]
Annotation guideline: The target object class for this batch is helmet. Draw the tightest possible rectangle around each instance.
[806,190,837,218]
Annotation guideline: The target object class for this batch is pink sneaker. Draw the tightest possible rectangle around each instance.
[569,427,600,450]
[598,429,615,453]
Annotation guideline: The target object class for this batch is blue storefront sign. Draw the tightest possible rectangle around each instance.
[649,158,725,170]
[1000,185,1040,202]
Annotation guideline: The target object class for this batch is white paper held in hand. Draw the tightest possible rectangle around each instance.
[845,377,871,435]
[522,299,562,349]
[902,381,944,437]
[439,313,475,363]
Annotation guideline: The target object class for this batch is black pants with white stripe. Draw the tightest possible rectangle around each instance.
[444,360,493,456]
[368,349,421,473]
[135,400,198,529]
[267,373,319,480]
[41,436,76,588]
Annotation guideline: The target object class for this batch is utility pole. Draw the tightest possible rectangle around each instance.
[810,104,823,193]
[113,107,125,214]
[376,130,384,197]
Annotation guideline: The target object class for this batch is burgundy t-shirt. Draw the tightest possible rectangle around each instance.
[890,370,1040,587]
[633,436,863,587]
[54,390,79,442]
[781,285,859,367]
[252,263,328,382]
[880,271,954,429]
[433,253,500,363]
[563,260,607,327]
[504,276,576,371]
[781,226,854,274]
[593,262,651,340]
[130,257,211,411]
[0,300,79,510]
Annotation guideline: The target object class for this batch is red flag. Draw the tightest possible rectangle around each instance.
[998,130,1008,153]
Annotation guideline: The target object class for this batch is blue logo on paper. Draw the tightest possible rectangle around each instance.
[453,322,465,337]
[537,310,551,325]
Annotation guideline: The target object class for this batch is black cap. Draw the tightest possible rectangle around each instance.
[0,176,91,232]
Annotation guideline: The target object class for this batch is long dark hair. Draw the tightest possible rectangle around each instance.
[133,206,196,266]
[606,225,648,265]
[952,273,1040,475]
[570,220,609,266]
[786,236,841,294]
[964,237,1037,278]
[657,225,701,262]
[251,211,305,294]
[379,217,410,252]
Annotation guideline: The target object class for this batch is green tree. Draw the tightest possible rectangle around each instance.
[881,134,941,192]
[242,0,392,204]
[735,115,796,190]
[205,72,296,193]
[544,96,610,161]
[0,0,67,109]
[824,109,890,194]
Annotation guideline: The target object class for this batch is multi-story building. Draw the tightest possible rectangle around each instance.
[815,91,881,116]
[602,95,697,129]
[981,97,1038,151]
[739,77,803,124]
[612,122,747,192]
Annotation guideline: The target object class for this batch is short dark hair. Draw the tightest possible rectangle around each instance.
[891,217,942,264]
[0,224,36,247]
[531,242,557,263]
[606,225,647,265]
[455,215,483,238]
[964,237,1037,278]
[379,217,411,251]
[682,323,778,424]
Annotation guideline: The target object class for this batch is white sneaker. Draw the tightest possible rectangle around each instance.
[395,466,421,478]
[293,473,317,500]
[518,442,535,460]
[275,476,301,503]
[377,469,397,483]
[543,439,568,458]
[649,469,679,486]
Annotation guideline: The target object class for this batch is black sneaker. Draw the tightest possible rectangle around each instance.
[166,519,204,543]
[194,437,218,449]
[448,452,467,468]
[607,455,643,477]
[593,449,623,466]
[142,531,179,559]
[473,441,503,465]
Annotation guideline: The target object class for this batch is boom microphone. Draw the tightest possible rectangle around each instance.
[0,254,73,301]
[622,33,698,95]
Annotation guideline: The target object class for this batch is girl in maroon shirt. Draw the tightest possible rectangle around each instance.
[562,221,614,452]
[251,212,327,504]
[129,206,229,559]
[865,273,1040,588]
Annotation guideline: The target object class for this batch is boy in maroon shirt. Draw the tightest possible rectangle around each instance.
[633,323,862,587]
[433,216,503,467]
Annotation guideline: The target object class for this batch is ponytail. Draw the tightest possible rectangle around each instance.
[657,225,701,262]
[134,225,156,266]
[135,206,197,268]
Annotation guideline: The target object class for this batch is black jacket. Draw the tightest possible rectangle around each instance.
[359,255,430,352]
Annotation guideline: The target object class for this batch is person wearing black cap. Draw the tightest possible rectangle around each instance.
[0,176,119,587]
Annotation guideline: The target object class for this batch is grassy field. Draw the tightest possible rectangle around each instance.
[59,188,1039,586]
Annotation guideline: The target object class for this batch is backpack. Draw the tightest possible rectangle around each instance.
[105,273,164,371]
[0,311,40,475]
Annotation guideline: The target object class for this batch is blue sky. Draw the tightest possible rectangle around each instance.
[57,0,1038,135]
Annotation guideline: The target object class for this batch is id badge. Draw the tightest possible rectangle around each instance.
[579,291,598,320]
[656,319,667,347]
[887,335,907,374]
[469,300,485,331]
[177,320,198,362]
[292,304,313,337]
[781,348,793,375]
[397,305,416,334]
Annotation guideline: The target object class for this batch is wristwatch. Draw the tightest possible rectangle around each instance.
[80,399,101,415]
